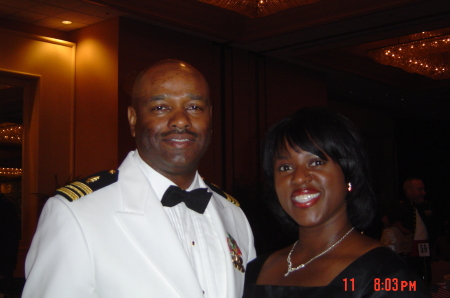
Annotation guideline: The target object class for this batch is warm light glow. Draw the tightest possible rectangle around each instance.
[198,0,321,17]
[0,124,22,144]
[38,36,75,47]
[0,168,22,178]
[62,20,72,25]
[368,28,450,80]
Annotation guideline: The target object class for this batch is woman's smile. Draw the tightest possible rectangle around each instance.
[291,189,321,208]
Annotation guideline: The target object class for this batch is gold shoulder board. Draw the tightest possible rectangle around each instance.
[204,181,240,207]
[56,169,118,202]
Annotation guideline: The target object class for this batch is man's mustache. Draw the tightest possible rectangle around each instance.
[160,128,198,138]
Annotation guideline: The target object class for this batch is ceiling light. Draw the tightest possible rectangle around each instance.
[368,28,450,80]
[62,20,72,25]
[198,0,321,18]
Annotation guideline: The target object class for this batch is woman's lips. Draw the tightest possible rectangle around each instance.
[291,189,320,208]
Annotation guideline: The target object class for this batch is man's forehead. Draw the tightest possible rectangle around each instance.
[144,62,197,79]
[134,68,207,98]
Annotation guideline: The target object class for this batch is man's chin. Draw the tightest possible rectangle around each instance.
[163,156,201,171]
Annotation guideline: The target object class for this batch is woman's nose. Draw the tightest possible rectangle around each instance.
[291,167,312,185]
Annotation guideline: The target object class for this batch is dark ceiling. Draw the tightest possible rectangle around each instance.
[1,0,449,122]
[88,0,450,119]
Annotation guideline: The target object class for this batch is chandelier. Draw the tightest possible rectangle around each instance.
[368,28,450,80]
[198,0,321,18]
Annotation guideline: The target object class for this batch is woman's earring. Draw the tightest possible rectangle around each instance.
[347,182,352,192]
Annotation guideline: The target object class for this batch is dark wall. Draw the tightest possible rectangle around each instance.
[330,102,397,204]
[395,118,450,236]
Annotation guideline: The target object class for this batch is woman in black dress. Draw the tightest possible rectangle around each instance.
[243,108,429,297]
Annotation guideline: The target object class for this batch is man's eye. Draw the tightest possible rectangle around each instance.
[188,105,203,111]
[151,106,169,111]
[277,164,293,172]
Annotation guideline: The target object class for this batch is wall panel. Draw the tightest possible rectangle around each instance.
[0,28,75,276]
[70,19,120,177]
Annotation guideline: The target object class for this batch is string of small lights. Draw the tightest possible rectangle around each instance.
[0,167,22,178]
[0,124,22,144]
[368,29,450,80]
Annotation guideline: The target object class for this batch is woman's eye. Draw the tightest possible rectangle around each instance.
[278,164,293,172]
[310,160,325,167]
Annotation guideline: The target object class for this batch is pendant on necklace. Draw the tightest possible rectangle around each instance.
[284,227,354,277]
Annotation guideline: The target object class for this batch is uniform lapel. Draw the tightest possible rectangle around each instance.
[114,152,204,298]
[202,181,241,298]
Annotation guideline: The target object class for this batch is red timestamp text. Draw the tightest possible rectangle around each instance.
[373,278,417,291]
[343,278,355,291]
[343,278,417,292]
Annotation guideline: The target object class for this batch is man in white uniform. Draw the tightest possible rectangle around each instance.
[23,59,256,298]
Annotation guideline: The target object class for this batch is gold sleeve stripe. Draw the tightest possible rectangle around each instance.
[65,184,85,197]
[71,181,93,194]
[57,187,80,202]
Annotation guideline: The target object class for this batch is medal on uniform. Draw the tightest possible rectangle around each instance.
[227,233,245,273]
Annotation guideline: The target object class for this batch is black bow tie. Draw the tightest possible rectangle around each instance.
[161,185,212,214]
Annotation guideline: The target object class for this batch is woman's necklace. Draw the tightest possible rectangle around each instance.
[285,227,354,277]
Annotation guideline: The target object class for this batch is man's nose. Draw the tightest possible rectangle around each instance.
[169,109,191,129]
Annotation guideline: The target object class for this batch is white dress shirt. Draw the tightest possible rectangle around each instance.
[414,209,428,241]
[134,151,227,298]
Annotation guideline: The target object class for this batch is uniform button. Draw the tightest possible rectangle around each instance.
[192,241,195,246]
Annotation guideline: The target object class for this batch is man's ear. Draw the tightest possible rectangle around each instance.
[128,106,137,137]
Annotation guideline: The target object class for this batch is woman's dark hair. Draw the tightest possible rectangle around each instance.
[262,107,376,232]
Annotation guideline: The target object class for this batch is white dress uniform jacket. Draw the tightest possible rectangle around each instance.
[23,151,256,298]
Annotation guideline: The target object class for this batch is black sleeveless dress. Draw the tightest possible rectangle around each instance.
[243,247,430,297]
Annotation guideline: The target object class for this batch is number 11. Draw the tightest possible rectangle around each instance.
[343,278,355,291]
